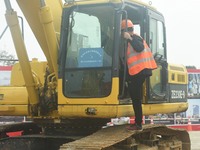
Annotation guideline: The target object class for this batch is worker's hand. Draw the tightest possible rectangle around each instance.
[123,32,132,40]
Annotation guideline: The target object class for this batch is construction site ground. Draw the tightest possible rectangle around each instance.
[189,131,200,150]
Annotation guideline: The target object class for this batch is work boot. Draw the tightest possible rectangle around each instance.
[126,124,142,131]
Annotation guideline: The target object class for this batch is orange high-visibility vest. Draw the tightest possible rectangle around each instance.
[127,40,157,76]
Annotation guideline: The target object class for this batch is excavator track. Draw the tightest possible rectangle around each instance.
[0,122,77,150]
[0,122,41,137]
[60,124,191,150]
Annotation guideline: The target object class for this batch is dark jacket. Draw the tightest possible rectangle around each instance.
[128,34,144,53]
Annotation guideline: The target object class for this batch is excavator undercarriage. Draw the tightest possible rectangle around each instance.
[60,124,190,150]
[0,122,190,150]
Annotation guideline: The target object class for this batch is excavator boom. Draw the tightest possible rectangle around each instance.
[17,0,62,76]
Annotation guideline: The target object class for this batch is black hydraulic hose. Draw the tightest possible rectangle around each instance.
[0,26,8,40]
[2,0,24,40]
[40,0,46,7]
[4,0,12,11]
[120,12,128,98]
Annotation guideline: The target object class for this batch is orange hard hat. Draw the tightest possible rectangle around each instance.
[121,19,134,30]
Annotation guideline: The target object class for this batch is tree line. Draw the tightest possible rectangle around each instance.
[0,50,17,66]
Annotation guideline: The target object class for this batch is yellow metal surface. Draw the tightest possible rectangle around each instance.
[58,105,118,118]
[142,102,188,116]
[168,63,188,84]
[39,5,58,77]
[5,9,39,105]
[0,106,15,112]
[0,86,29,115]
[0,87,28,105]
[58,102,188,118]
[10,59,47,86]
[150,65,162,88]
[63,0,156,10]
[58,78,119,105]
[0,105,28,116]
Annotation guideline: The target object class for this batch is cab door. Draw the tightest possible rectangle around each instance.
[147,9,169,103]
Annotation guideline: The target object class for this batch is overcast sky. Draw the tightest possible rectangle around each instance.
[1,0,200,68]
[143,0,200,68]
[0,1,46,61]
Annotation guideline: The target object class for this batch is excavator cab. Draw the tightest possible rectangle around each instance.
[59,1,188,113]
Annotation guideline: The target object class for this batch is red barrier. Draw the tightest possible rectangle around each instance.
[6,131,22,137]
[129,117,135,124]
[169,124,200,131]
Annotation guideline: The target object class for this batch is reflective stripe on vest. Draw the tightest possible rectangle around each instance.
[127,41,157,75]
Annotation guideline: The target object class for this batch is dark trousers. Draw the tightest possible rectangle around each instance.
[127,74,146,125]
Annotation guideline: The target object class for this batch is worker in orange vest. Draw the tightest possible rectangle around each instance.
[121,19,157,130]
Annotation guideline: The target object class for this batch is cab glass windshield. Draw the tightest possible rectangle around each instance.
[63,5,115,98]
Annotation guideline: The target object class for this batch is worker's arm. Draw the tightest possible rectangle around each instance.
[123,32,144,52]
[128,34,144,52]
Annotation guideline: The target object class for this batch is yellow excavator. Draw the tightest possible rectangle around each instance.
[0,0,190,149]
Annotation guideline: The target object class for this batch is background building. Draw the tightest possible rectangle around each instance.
[0,66,12,86]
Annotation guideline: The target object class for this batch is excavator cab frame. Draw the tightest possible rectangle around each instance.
[59,1,188,108]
